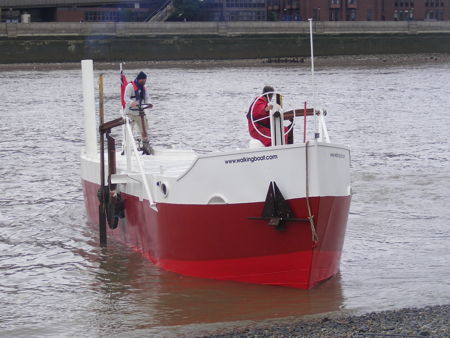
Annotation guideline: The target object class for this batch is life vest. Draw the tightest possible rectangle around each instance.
[121,77,146,108]
[130,81,145,102]
[131,81,138,92]
[246,96,270,128]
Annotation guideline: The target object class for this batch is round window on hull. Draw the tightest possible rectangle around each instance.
[208,195,227,205]
[157,181,169,198]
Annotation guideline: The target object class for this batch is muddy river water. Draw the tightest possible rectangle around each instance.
[0,61,449,336]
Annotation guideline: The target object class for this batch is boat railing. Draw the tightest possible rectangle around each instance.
[316,109,330,143]
[124,118,158,211]
[292,106,330,144]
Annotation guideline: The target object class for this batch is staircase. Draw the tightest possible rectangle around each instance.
[145,0,175,22]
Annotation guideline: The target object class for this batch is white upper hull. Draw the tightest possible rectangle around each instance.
[81,141,350,205]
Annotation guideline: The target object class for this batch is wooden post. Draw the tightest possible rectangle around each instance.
[98,74,107,247]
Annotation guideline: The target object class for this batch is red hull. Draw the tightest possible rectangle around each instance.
[83,180,350,289]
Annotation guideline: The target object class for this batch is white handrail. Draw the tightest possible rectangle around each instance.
[121,107,132,170]
[318,110,330,143]
[125,119,158,211]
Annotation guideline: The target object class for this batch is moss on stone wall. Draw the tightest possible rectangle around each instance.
[1,33,450,63]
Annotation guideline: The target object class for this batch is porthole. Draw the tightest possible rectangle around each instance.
[157,181,169,198]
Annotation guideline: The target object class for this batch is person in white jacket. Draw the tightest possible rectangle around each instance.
[124,71,153,154]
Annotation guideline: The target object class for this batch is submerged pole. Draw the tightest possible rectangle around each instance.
[81,60,97,158]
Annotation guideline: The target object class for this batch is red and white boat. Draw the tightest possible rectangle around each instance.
[80,57,351,289]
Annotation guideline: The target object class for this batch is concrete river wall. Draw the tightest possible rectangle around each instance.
[1,21,450,63]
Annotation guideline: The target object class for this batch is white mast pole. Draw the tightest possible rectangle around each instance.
[308,19,319,140]
[119,62,132,170]
[81,60,97,158]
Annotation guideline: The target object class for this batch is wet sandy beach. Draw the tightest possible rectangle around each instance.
[199,304,450,337]
[0,53,449,71]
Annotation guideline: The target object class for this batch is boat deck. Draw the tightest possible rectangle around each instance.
[115,148,198,178]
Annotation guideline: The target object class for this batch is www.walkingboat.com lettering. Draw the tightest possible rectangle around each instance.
[224,154,278,164]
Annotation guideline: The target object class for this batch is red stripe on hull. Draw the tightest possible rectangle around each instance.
[82,180,350,289]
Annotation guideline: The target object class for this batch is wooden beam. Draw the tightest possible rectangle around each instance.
[283,108,315,120]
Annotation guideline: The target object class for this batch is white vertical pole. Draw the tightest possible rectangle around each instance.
[269,106,284,146]
[125,118,132,170]
[319,112,330,143]
[81,60,97,158]
[308,19,319,140]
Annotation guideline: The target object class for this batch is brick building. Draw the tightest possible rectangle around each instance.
[385,0,449,21]
[0,0,166,22]
[266,0,450,22]
[201,0,267,21]
[1,0,450,22]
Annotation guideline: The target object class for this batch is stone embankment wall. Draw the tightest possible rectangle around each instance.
[1,21,450,63]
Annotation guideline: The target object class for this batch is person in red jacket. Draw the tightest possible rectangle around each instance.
[123,71,153,155]
[247,86,274,147]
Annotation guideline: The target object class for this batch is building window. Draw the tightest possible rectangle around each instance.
[330,8,340,21]
[85,11,118,22]
[313,8,321,21]
[204,1,223,8]
[225,0,265,8]
[427,9,444,20]
[426,0,442,7]
[398,9,410,20]
[227,9,265,20]
[346,8,356,20]
[367,8,373,20]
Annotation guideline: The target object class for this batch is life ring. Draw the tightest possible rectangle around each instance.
[249,91,295,139]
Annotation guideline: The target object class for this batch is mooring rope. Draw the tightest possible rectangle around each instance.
[305,141,319,244]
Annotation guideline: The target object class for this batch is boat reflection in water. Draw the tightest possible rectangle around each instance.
[89,239,344,332]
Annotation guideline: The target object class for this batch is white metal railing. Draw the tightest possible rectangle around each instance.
[316,109,330,143]
[124,118,158,211]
